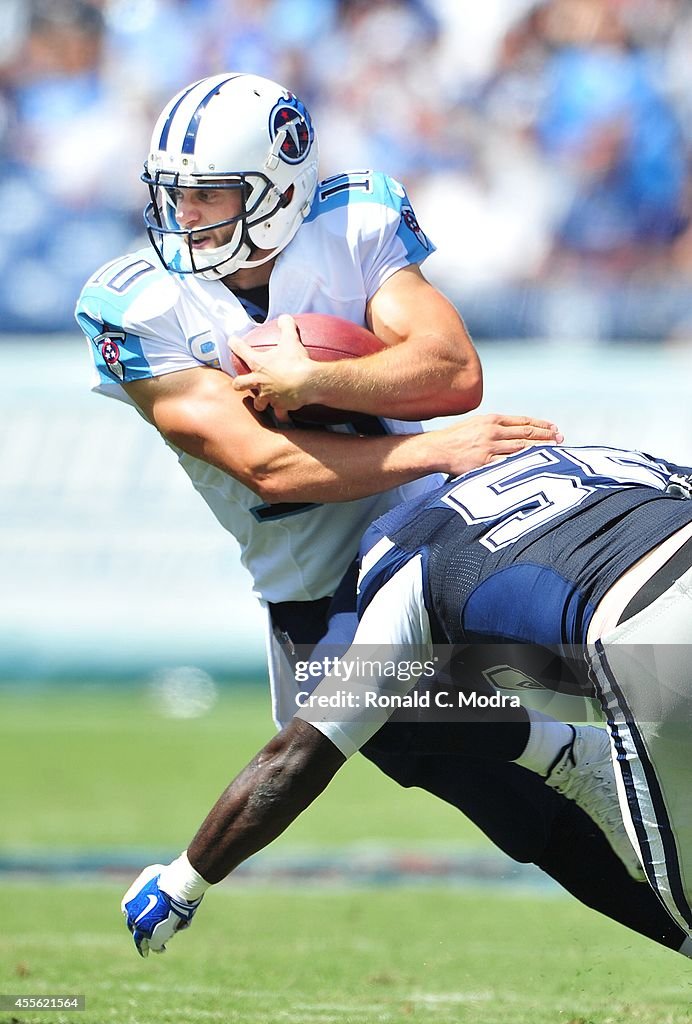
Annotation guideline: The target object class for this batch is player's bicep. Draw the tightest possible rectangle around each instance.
[366,266,482,410]
[123,369,271,484]
[123,369,218,430]
[367,265,472,352]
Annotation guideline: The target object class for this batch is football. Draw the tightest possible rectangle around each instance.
[232,312,384,424]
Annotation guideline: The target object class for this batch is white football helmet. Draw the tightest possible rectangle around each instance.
[142,73,319,280]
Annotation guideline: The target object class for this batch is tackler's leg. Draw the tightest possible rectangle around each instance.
[363,724,688,954]
[589,563,692,944]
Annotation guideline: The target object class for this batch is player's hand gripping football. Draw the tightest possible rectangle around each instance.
[231,314,313,416]
[121,864,203,957]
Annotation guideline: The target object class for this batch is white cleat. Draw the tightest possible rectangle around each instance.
[545,725,645,882]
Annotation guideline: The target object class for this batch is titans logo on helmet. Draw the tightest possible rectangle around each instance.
[269,94,314,164]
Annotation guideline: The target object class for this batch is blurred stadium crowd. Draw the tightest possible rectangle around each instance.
[3,0,692,341]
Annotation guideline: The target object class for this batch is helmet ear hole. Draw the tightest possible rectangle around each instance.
[280,185,295,209]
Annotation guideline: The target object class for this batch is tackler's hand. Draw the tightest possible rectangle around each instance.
[121,863,203,958]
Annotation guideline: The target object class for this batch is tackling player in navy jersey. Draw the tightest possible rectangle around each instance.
[74,74,682,956]
[123,445,692,957]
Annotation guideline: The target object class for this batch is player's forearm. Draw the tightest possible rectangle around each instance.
[141,373,450,503]
[240,427,453,504]
[171,412,560,505]
[187,722,345,883]
[293,342,483,420]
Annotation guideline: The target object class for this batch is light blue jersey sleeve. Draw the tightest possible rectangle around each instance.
[307,170,436,299]
[74,250,196,402]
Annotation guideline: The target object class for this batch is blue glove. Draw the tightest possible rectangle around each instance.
[121,864,203,957]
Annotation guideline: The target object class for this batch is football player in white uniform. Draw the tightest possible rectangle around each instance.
[75,72,554,720]
[73,73,679,956]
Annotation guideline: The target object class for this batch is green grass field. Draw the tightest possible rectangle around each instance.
[2,685,691,1024]
[1,685,488,851]
[4,884,691,1024]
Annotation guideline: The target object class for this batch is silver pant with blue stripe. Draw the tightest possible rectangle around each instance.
[590,564,692,938]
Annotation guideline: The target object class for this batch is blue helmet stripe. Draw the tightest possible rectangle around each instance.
[158,79,204,152]
[182,74,240,155]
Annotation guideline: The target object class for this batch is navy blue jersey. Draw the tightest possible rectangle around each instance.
[357,446,692,648]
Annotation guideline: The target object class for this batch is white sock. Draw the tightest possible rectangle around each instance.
[513,710,575,777]
[157,851,211,902]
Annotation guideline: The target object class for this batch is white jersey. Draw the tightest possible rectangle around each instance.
[75,170,442,604]
[296,552,433,756]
